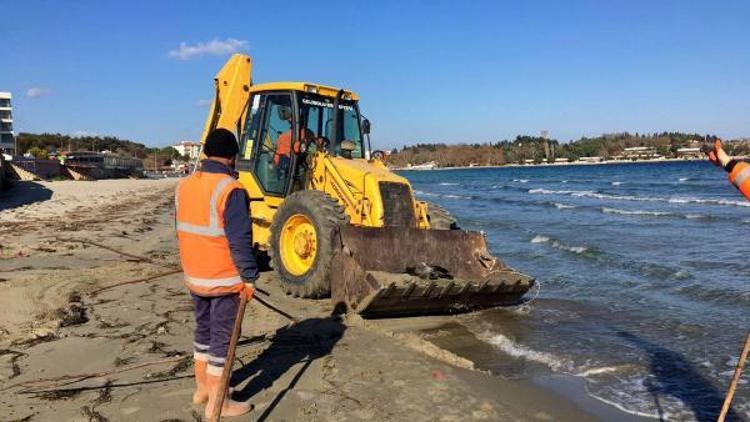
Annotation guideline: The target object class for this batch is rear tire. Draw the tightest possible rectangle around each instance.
[270,190,349,298]
[426,202,459,230]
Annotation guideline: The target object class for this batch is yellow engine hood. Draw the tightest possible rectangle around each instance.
[321,156,419,227]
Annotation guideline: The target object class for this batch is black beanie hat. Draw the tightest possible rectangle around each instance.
[204,128,239,158]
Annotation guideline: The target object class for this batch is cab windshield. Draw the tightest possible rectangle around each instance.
[298,94,363,158]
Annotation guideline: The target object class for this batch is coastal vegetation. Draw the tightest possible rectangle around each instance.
[387,132,750,168]
[13,131,750,170]
[15,132,187,167]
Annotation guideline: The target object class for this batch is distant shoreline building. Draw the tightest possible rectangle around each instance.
[0,92,14,155]
[616,146,662,160]
[675,147,702,159]
[172,140,201,160]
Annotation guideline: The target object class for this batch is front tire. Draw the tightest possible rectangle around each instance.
[270,190,349,298]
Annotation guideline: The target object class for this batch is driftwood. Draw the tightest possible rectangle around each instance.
[55,238,175,269]
[89,268,300,325]
[89,269,183,296]
[8,334,279,397]
[3,355,187,393]
[54,237,301,322]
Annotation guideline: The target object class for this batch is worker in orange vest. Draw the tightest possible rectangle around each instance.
[273,130,294,167]
[175,128,258,418]
[707,139,750,200]
[274,128,320,182]
[272,107,296,174]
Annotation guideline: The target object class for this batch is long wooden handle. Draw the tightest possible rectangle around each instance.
[210,291,248,422]
[717,332,750,422]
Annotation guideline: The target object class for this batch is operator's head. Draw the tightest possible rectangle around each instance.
[204,128,239,167]
[278,105,292,122]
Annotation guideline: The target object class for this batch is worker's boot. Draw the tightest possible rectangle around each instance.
[192,359,209,405]
[204,373,252,418]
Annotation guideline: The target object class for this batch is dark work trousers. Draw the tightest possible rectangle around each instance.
[191,293,240,376]
[275,155,290,180]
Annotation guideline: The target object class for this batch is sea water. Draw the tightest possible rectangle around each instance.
[400,161,750,421]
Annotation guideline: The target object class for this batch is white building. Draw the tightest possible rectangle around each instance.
[172,140,201,160]
[0,92,14,155]
[622,146,658,159]
[579,156,604,163]
[676,147,702,159]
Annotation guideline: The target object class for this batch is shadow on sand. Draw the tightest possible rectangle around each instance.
[231,306,346,421]
[617,331,743,422]
[0,181,53,211]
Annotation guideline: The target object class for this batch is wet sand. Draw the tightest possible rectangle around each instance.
[0,179,645,421]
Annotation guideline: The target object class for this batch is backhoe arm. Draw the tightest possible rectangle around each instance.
[200,54,253,144]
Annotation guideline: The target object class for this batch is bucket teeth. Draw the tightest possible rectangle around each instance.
[438,282,455,298]
[382,282,397,298]
[402,283,417,297]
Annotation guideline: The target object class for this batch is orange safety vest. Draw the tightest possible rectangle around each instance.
[175,171,246,296]
[274,130,304,166]
[728,161,750,201]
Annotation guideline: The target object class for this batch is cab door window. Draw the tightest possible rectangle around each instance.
[240,95,262,161]
[236,94,262,172]
[253,94,294,195]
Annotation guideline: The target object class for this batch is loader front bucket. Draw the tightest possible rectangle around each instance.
[330,226,534,318]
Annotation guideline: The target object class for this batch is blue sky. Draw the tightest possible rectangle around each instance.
[2,1,748,149]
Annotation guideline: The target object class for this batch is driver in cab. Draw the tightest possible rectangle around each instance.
[272,106,317,177]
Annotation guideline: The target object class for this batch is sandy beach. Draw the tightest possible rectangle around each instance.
[0,179,644,421]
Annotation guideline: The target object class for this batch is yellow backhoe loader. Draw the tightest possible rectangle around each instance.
[198,54,533,317]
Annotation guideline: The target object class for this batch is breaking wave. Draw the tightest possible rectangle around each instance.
[491,184,519,191]
[611,181,623,186]
[667,197,750,207]
[529,188,579,195]
[602,207,719,221]
[414,190,472,200]
[413,189,438,197]
[528,188,750,207]
[439,182,459,186]
[513,179,529,183]
[587,391,666,419]
[443,194,472,200]
[472,330,687,419]
[557,244,588,254]
[553,202,577,209]
[576,366,626,377]
[476,331,572,372]
[530,235,588,254]
[602,207,672,217]
[530,235,550,243]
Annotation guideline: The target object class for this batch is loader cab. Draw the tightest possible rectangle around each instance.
[237,82,364,197]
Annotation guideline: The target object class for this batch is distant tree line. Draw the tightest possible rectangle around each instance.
[387,132,750,168]
[15,132,187,169]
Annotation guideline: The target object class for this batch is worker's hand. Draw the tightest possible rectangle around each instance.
[707,139,731,167]
[243,282,255,301]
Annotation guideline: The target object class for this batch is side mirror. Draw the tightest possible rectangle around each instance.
[362,118,371,135]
